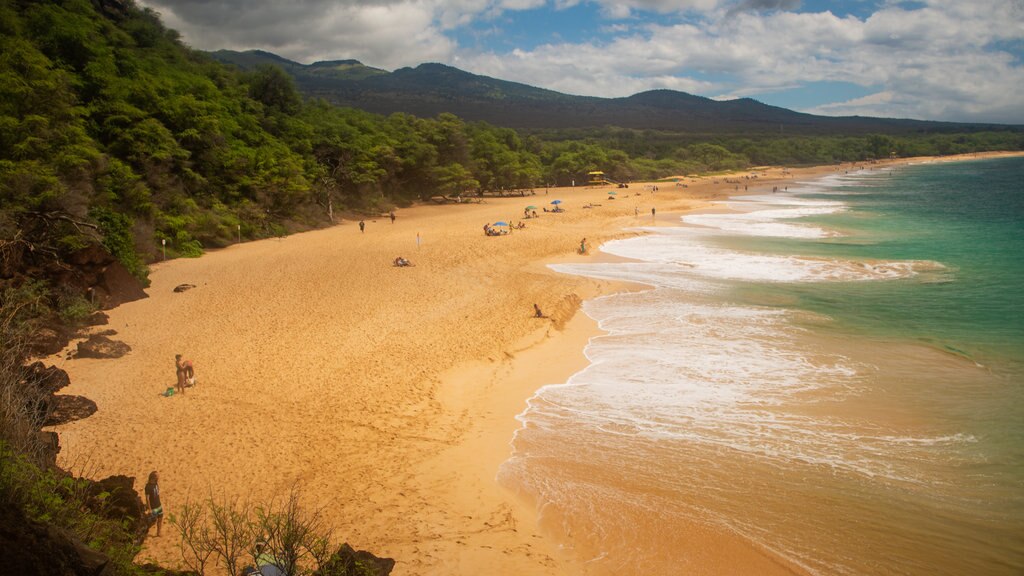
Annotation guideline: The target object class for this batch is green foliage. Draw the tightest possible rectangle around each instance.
[91,206,149,284]
[0,441,144,575]
[246,64,301,115]
[57,292,95,323]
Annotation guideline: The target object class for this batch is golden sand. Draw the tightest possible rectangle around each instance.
[47,153,1020,575]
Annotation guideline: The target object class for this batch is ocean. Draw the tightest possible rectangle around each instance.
[501,157,1024,575]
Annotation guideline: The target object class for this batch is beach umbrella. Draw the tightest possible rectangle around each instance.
[607,191,618,195]
[493,221,509,226]
[525,205,537,210]
[551,200,562,205]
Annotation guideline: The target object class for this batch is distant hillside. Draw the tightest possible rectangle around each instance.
[209,50,1012,135]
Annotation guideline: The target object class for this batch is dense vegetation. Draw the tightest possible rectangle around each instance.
[1,0,1021,281]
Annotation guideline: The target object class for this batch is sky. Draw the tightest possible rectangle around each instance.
[138,0,1024,124]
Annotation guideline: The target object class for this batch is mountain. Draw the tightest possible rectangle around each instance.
[208,50,1007,135]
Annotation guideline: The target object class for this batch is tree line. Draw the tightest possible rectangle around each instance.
[1,0,1021,283]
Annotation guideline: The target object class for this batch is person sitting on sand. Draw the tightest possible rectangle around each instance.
[534,303,545,318]
[183,358,195,387]
[394,256,413,267]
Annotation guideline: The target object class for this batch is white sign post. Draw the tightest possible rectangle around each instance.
[161,238,166,260]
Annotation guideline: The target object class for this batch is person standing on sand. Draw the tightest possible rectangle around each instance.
[145,471,163,537]
[579,238,587,255]
[175,354,187,395]
[651,207,656,218]
[390,211,396,224]
[359,220,365,233]
[534,303,544,318]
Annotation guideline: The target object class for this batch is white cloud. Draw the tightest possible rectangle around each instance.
[141,0,1024,123]
[141,0,459,67]
[460,1,1024,122]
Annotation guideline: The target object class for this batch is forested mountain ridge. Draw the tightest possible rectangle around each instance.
[209,49,1018,135]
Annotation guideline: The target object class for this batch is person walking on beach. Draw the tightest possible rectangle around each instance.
[145,471,163,537]
[390,211,396,224]
[651,207,656,218]
[174,354,188,395]
[359,220,365,233]
[579,238,587,255]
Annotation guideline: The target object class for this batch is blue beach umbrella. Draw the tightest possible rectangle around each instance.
[493,221,509,226]
[551,200,562,205]
[608,191,618,195]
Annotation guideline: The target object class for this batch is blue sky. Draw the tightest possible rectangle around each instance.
[142,0,1024,123]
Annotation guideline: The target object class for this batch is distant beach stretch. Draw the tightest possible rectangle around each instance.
[49,152,1024,575]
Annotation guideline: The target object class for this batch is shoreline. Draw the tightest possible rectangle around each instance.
[47,151,1021,575]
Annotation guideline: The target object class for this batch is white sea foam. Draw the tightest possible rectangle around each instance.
[599,232,934,283]
[532,186,956,484]
[683,206,843,239]
[518,287,963,483]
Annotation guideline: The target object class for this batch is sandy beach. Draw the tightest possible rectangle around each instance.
[46,152,1021,575]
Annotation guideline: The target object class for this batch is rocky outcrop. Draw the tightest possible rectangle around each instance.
[45,395,99,426]
[63,244,148,310]
[75,334,131,359]
[19,363,72,438]
[0,473,151,575]
[0,503,114,576]
[316,543,396,576]
[88,475,150,544]
[22,362,71,395]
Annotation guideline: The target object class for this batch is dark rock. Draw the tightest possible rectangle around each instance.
[316,543,395,576]
[0,502,113,576]
[88,475,149,544]
[37,431,61,467]
[75,335,131,359]
[53,244,148,311]
[86,311,110,326]
[28,327,66,356]
[173,283,196,293]
[95,260,148,309]
[22,362,71,394]
[137,564,198,576]
[19,363,71,429]
[44,395,98,426]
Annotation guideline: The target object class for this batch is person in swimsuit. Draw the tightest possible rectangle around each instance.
[145,471,163,537]
[175,355,187,394]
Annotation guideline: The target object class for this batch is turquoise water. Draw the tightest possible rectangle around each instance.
[508,157,1024,576]
[737,157,1024,374]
